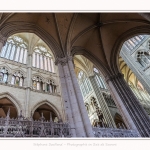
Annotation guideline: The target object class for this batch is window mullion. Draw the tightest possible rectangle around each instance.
[4,43,9,58]
[39,54,41,69]
[22,48,25,63]
[8,43,13,59]
[18,46,22,62]
[46,57,49,71]
[35,53,37,68]
[42,56,45,70]
[23,49,27,64]
[50,59,54,73]
[49,58,52,72]
[13,44,17,61]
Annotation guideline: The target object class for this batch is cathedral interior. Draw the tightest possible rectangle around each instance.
[0,13,150,137]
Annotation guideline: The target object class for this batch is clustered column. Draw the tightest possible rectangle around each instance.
[57,61,76,137]
[56,56,94,137]
[25,53,32,118]
[67,56,94,137]
[106,73,150,137]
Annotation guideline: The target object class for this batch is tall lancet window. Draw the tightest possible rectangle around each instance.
[93,67,107,89]
[32,45,54,73]
[11,71,24,86]
[0,67,9,83]
[0,35,28,64]
[77,70,92,97]
[124,35,146,50]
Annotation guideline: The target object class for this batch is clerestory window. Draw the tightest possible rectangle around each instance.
[124,35,146,50]
[0,36,27,64]
[77,70,92,97]
[93,67,107,89]
[32,46,54,72]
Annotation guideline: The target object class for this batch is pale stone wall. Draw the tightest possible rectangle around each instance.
[29,91,63,119]
[0,56,63,120]
[0,84,25,115]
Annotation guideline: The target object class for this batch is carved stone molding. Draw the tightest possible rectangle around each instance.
[55,55,73,66]
[67,55,73,61]
[55,57,68,66]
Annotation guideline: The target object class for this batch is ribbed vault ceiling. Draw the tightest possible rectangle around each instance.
[0,13,150,75]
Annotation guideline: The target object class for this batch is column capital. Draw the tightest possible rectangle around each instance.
[55,55,73,66]
[105,72,124,83]
[55,57,68,66]
[0,33,7,45]
[67,55,73,61]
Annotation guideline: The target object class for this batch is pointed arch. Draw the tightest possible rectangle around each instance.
[111,25,150,74]
[114,113,126,128]
[0,64,11,73]
[11,68,26,78]
[31,73,45,81]
[31,100,61,120]
[0,92,22,115]
[71,46,111,77]
[0,21,63,59]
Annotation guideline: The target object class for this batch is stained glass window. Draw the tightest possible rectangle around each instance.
[3,74,8,83]
[77,70,92,97]
[32,76,43,91]
[37,82,40,90]
[32,45,54,72]
[11,71,24,86]
[33,81,37,89]
[124,35,146,51]
[0,35,28,64]
[0,67,8,83]
[15,76,20,86]
[94,67,107,89]
[46,79,56,93]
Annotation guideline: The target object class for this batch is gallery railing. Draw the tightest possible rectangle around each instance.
[93,127,140,137]
[0,110,71,138]
[0,109,141,138]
